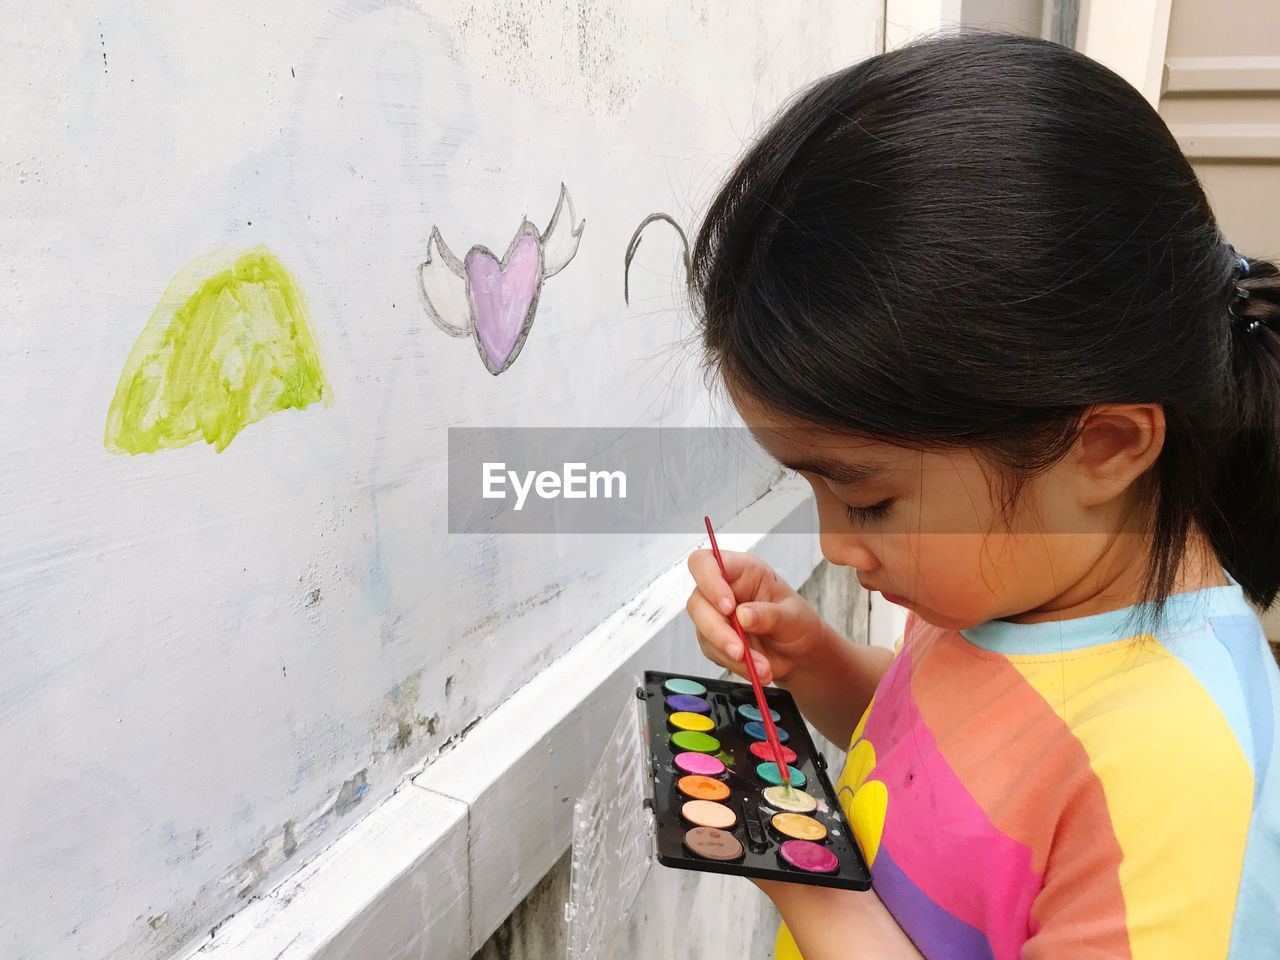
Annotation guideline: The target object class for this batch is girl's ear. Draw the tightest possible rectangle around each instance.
[1071,404,1165,507]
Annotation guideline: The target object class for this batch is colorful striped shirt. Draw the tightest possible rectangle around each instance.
[776,579,1280,958]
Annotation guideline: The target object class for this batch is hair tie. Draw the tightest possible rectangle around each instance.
[1226,245,1259,332]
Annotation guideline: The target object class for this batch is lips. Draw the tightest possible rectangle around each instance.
[860,580,908,606]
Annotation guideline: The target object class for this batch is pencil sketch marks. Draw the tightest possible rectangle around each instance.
[105,246,331,454]
[623,213,690,305]
[418,184,585,375]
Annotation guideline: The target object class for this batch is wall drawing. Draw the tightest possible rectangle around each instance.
[105,245,330,454]
[418,184,584,375]
[623,212,691,305]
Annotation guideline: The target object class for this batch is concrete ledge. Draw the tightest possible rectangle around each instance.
[188,787,469,959]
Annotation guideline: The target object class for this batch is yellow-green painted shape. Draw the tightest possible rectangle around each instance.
[106,246,331,454]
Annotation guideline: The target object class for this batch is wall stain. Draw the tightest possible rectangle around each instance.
[462,608,502,638]
[376,669,444,754]
[225,770,366,900]
[461,582,564,637]
[435,714,483,757]
[333,770,368,816]
[474,850,570,959]
[236,848,271,899]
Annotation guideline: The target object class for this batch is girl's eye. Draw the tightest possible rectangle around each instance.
[844,499,893,524]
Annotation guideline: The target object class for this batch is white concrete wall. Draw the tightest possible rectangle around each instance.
[886,0,1047,49]
[963,0,1046,36]
[0,3,883,960]
[1077,0,1173,106]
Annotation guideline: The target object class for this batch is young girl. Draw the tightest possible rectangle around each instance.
[684,32,1280,960]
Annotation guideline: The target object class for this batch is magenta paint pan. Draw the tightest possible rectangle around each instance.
[639,670,871,891]
[779,839,840,873]
[673,751,726,776]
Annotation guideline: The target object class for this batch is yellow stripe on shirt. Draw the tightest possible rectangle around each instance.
[1009,637,1253,960]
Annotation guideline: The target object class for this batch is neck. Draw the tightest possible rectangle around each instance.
[1007,527,1228,625]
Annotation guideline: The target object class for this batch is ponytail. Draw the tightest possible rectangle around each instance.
[1206,254,1280,608]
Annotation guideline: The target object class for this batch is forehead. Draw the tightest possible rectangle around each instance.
[727,383,904,479]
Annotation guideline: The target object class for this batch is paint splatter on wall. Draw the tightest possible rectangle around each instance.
[105,246,330,454]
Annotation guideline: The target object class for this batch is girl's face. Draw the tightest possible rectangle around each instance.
[731,388,1131,629]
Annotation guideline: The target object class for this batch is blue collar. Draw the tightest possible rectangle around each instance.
[958,575,1250,656]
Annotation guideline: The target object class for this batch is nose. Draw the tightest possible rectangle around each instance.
[819,527,879,570]
[815,501,879,572]
[803,475,880,571]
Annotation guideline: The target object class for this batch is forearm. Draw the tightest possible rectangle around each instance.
[755,877,925,960]
[775,621,893,746]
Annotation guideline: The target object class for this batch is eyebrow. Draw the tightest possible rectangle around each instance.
[777,457,885,485]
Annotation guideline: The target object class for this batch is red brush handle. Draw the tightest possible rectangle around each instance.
[704,516,792,788]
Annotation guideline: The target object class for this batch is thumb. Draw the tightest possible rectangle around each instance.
[735,601,785,634]
[738,596,815,649]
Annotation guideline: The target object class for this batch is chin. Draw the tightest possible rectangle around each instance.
[900,602,986,632]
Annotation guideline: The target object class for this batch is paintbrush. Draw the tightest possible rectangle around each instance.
[703,515,793,795]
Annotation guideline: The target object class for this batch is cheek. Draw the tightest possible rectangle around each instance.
[904,537,987,590]
[922,534,1068,620]
[889,536,1011,613]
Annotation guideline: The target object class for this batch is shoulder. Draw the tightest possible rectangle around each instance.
[1024,622,1268,959]
[1156,605,1279,782]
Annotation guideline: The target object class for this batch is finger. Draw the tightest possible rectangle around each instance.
[686,588,748,661]
[687,548,766,611]
[696,629,750,681]
[715,633,771,685]
[687,585,780,683]
[737,597,815,653]
[692,614,753,681]
[740,635,775,685]
[693,611,774,686]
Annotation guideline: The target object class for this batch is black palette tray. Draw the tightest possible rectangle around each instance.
[639,670,872,890]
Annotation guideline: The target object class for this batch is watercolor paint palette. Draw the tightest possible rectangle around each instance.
[638,670,871,890]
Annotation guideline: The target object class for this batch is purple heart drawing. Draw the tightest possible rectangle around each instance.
[465,230,542,373]
[418,184,584,375]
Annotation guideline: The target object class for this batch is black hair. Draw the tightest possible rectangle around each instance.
[691,31,1280,616]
